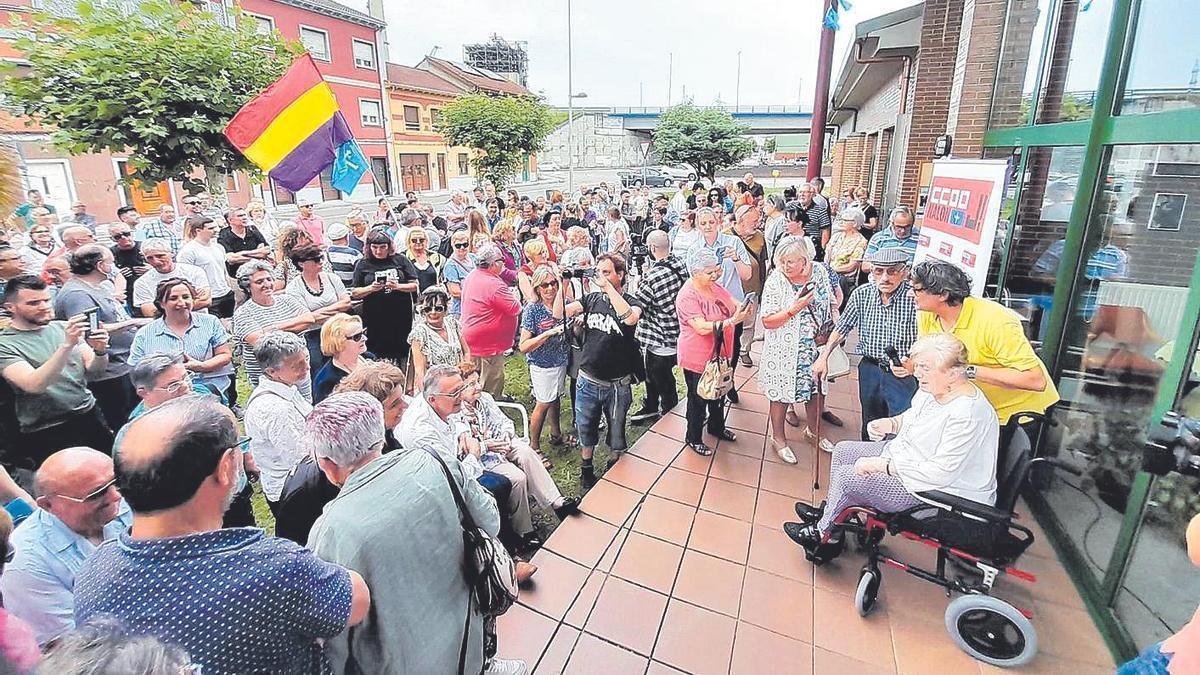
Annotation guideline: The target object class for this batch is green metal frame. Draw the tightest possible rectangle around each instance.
[982,0,1200,661]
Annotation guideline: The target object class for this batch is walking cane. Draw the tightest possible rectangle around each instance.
[813,379,824,493]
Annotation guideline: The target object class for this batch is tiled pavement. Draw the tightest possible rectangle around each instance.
[497,359,1117,674]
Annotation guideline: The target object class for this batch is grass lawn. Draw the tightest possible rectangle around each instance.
[244,353,689,542]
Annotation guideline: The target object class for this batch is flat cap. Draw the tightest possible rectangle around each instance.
[865,247,912,267]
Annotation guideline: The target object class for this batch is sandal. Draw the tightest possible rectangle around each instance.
[785,410,803,428]
[548,434,576,447]
[803,428,837,454]
[688,441,715,456]
[770,439,798,465]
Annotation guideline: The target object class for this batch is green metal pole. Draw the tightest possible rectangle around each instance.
[1038,0,1134,374]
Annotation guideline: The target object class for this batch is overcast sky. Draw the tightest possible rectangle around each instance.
[350,0,920,108]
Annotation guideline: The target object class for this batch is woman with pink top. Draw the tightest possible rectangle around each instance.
[676,247,755,456]
[460,243,522,398]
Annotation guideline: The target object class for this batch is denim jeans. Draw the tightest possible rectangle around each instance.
[575,373,633,452]
[857,360,918,440]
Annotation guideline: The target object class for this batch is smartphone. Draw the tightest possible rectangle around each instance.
[79,307,100,336]
[800,282,815,295]
[374,271,389,284]
[740,291,758,308]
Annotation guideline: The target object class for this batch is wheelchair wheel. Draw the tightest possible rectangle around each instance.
[854,566,881,617]
[944,594,1037,667]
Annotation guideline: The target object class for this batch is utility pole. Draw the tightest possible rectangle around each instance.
[806,0,836,181]
[735,50,742,110]
[639,81,644,107]
[566,0,574,194]
[667,52,673,106]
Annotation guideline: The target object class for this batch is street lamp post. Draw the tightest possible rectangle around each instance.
[567,0,574,194]
[735,51,742,110]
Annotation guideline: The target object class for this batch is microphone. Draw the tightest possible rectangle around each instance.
[884,346,903,368]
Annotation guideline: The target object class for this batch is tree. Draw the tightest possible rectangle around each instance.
[652,104,753,181]
[3,0,299,194]
[437,94,554,189]
[763,137,777,155]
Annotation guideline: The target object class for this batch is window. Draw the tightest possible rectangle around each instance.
[246,13,274,36]
[1034,0,1115,124]
[457,152,469,175]
[430,108,442,129]
[360,99,382,127]
[300,26,330,62]
[352,39,376,70]
[1120,0,1200,115]
[989,0,1055,129]
[403,105,420,132]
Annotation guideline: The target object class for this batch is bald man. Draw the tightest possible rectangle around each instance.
[0,447,129,645]
[74,395,370,674]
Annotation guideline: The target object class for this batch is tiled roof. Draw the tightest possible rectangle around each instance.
[425,56,530,97]
[273,0,385,29]
[385,63,464,96]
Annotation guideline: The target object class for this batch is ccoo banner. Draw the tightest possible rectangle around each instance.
[914,159,1010,297]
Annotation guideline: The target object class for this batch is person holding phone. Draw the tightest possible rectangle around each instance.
[676,248,755,456]
[759,235,836,463]
[350,231,419,365]
[690,207,754,403]
[519,267,572,458]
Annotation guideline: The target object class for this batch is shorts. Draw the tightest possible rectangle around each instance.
[529,364,567,404]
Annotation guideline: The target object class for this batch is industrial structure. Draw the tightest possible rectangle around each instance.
[463,34,529,87]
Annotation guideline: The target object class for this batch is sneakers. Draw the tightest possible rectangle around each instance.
[782,522,845,565]
[485,658,528,675]
[553,496,580,520]
[629,406,660,423]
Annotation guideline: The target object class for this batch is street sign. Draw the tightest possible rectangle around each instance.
[640,141,651,157]
[771,169,780,177]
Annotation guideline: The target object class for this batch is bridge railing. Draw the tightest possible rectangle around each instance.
[609,105,809,115]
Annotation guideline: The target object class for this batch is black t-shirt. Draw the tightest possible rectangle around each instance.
[577,290,642,381]
[744,182,765,199]
[110,243,145,277]
[217,225,268,277]
[860,204,880,239]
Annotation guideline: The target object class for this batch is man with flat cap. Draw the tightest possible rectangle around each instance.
[813,246,919,440]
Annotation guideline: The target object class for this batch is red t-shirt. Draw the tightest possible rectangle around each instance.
[460,269,522,356]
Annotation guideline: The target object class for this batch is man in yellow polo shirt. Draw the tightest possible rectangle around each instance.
[910,260,1059,424]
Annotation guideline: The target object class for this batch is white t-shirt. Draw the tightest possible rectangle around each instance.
[285,272,348,327]
[131,263,211,312]
[177,239,232,298]
[884,387,1000,505]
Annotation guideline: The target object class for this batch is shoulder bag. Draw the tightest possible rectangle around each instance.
[696,320,735,400]
[805,288,835,347]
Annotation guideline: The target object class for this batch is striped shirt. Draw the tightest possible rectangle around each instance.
[630,254,688,353]
[835,280,918,362]
[864,228,920,262]
[128,312,233,392]
[232,296,312,400]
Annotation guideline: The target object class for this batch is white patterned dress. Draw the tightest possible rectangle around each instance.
[758,264,834,404]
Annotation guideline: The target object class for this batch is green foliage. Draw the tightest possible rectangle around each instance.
[763,137,776,154]
[3,0,300,190]
[652,104,753,181]
[437,94,554,189]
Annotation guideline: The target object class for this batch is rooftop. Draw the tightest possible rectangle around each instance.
[423,56,531,97]
[272,0,385,30]
[385,63,465,96]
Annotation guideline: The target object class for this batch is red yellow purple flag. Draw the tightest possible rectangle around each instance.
[224,54,353,192]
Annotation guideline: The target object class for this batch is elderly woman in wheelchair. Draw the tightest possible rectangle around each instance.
[786,332,1001,560]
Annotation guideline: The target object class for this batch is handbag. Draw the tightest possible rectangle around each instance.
[426,451,518,617]
[806,302,835,347]
[696,320,735,401]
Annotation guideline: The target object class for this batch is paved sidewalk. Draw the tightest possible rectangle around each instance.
[495,350,1117,674]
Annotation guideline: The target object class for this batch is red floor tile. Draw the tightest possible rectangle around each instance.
[602,454,664,493]
[494,602,559,666]
[652,599,737,675]
[730,392,772,414]
[670,444,715,476]
[520,550,593,619]
[648,466,707,506]
[813,647,898,675]
[646,661,688,675]
[579,479,644,527]
[651,413,688,441]
[726,407,770,434]
[716,429,767,460]
[812,587,896,671]
[753,488,802,530]
[611,531,685,595]
[747,524,813,583]
[629,431,685,465]
[564,571,606,629]
[632,495,697,547]
[730,621,815,675]
[890,614,983,675]
[738,567,814,642]
[688,510,752,565]
[544,514,619,569]
[708,451,762,488]
[582,576,669,656]
[760,459,813,499]
[534,625,580,675]
[564,632,649,674]
[672,549,746,618]
[699,476,758,521]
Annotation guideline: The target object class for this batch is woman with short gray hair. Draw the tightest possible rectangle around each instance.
[786,333,1000,562]
[759,235,837,462]
[460,242,522,397]
[244,330,313,513]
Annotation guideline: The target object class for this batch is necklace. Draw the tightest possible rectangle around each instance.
[302,274,324,297]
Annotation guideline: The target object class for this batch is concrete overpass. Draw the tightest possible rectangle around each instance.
[554,105,813,135]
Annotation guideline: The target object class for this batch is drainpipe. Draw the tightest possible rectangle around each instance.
[831,105,860,135]
[853,38,913,114]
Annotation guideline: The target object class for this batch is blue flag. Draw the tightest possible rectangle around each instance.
[823,7,840,30]
[839,0,853,11]
[331,140,368,194]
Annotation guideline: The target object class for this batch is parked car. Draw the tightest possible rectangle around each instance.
[618,168,674,187]
[657,165,698,182]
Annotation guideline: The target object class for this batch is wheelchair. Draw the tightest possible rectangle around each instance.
[796,412,1076,668]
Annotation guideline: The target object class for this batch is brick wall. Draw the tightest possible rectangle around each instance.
[830,139,847,196]
[842,134,866,195]
[898,0,966,209]
[948,0,1006,156]
[990,0,1043,129]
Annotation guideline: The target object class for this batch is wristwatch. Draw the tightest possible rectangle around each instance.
[965,365,977,380]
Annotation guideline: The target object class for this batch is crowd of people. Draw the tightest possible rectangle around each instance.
[0,173,1069,674]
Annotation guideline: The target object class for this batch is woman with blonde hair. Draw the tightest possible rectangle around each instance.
[246,199,280,243]
[404,226,443,292]
[440,229,475,317]
[465,209,490,253]
[313,313,370,402]
[518,238,554,303]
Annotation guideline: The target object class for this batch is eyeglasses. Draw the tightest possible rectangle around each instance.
[424,305,447,313]
[346,330,367,342]
[431,383,469,399]
[55,477,118,504]
[112,232,132,239]
[229,437,252,453]
[411,238,426,243]
[183,200,199,206]
[871,266,907,277]
[153,371,193,394]
[537,281,560,290]
[454,243,470,250]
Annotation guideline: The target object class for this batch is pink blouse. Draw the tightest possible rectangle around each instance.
[676,280,737,374]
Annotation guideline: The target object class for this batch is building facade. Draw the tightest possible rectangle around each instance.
[385,63,476,193]
[833,0,1200,661]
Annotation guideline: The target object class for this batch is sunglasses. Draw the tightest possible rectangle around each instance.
[112,232,132,239]
[55,477,118,504]
[184,200,199,206]
[454,243,470,250]
[424,305,447,313]
[346,331,367,341]
[411,238,427,243]
[537,281,560,290]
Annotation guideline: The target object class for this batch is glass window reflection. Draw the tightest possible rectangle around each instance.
[1119,0,1200,115]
